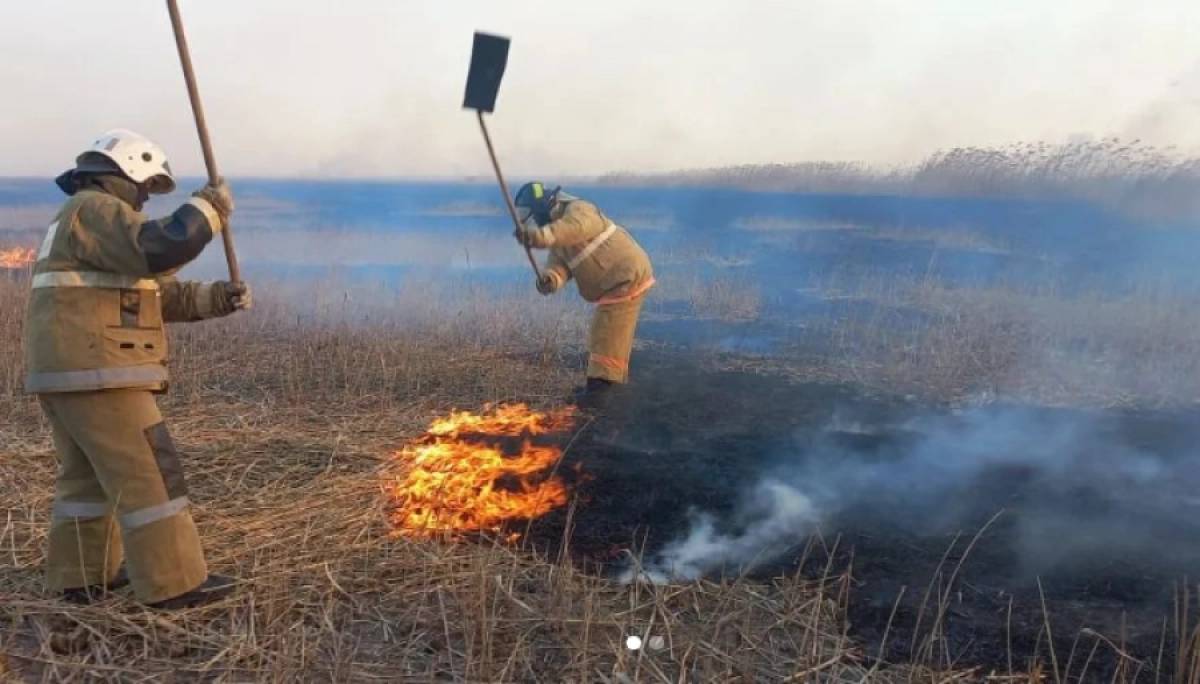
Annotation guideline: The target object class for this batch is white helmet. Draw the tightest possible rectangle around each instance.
[76,129,177,195]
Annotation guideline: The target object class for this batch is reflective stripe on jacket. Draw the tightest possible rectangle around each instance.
[23,189,220,393]
[540,199,655,304]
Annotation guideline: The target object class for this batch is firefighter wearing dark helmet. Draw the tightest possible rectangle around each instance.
[513,182,655,403]
[24,129,249,610]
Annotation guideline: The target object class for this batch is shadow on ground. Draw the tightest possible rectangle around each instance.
[516,351,1200,677]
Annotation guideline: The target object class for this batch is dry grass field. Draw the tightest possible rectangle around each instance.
[2,261,1200,683]
[0,273,874,683]
[3,144,1200,683]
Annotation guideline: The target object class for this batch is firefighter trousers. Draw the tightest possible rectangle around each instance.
[587,294,645,383]
[39,389,209,603]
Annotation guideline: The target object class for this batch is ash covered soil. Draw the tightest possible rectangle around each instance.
[519,351,1200,676]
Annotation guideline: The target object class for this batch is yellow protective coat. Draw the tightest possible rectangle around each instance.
[24,189,225,393]
[25,186,228,602]
[525,198,655,382]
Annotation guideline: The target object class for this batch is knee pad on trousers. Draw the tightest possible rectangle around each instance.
[144,422,188,500]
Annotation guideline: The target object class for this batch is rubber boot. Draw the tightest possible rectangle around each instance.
[61,566,130,605]
[145,574,237,610]
[574,377,619,413]
[565,377,606,403]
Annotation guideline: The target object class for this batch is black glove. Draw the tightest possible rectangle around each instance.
[515,225,552,248]
[535,274,557,295]
[211,281,252,316]
[192,177,235,223]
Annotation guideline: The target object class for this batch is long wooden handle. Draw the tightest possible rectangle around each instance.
[166,0,242,284]
[477,111,541,278]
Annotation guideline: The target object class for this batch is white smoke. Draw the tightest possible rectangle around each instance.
[616,404,1200,586]
[617,479,821,585]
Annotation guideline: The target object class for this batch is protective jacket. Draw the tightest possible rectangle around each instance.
[527,198,655,304]
[24,174,226,394]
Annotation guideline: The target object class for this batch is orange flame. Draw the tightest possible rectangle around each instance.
[387,403,581,541]
[0,246,35,269]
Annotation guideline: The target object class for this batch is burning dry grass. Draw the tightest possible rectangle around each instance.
[2,269,1200,682]
[0,277,878,683]
[386,403,583,542]
[0,247,35,270]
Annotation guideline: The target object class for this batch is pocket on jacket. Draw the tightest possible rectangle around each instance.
[117,289,164,329]
[103,327,166,363]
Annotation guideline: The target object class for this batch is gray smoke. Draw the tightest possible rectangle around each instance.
[620,403,1200,585]
[617,479,821,585]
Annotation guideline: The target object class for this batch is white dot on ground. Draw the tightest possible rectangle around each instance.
[625,635,643,650]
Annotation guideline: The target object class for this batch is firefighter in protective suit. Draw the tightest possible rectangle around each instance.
[513,182,655,404]
[25,129,249,610]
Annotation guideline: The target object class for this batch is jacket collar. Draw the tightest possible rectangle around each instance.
[55,170,147,211]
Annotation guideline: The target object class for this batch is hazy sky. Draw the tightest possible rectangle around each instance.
[1,0,1198,179]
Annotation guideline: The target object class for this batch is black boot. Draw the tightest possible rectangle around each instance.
[146,574,237,610]
[61,566,130,605]
[573,377,619,411]
[586,377,614,393]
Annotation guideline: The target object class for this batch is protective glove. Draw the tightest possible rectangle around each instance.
[210,280,252,316]
[514,225,553,248]
[192,177,235,225]
[535,273,557,296]
[513,226,535,247]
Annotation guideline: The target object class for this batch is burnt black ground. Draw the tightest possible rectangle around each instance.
[513,351,1200,679]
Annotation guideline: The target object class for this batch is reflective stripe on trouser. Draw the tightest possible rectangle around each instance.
[39,390,208,602]
[587,294,645,384]
[43,418,123,590]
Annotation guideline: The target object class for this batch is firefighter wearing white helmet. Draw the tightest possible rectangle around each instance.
[24,129,248,610]
[513,182,655,405]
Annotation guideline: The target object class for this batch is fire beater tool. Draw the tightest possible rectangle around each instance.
[165,0,242,284]
[462,31,541,278]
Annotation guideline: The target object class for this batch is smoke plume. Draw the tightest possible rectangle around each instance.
[619,403,1200,585]
[617,480,820,585]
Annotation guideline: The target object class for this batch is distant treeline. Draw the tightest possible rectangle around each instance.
[595,139,1200,221]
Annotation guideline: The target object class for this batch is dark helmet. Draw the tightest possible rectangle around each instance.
[513,181,562,227]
